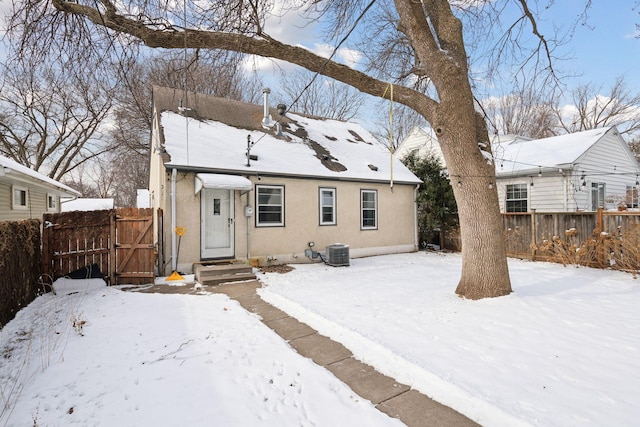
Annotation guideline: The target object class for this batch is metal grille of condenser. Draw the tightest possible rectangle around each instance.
[326,244,349,266]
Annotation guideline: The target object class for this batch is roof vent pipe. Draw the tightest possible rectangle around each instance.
[262,88,271,127]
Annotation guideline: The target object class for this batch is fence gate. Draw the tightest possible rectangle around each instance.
[42,208,161,285]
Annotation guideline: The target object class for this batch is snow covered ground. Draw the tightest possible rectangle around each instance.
[1,251,639,426]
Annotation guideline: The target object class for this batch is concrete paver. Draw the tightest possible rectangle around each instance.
[264,316,317,341]
[326,357,410,404]
[288,333,352,366]
[377,389,481,427]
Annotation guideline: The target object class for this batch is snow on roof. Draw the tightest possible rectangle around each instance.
[0,154,80,196]
[61,198,114,212]
[155,89,420,185]
[494,127,613,175]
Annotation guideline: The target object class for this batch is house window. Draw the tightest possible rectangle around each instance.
[625,185,639,208]
[319,188,336,225]
[505,184,528,212]
[47,194,57,211]
[256,185,284,226]
[12,186,28,210]
[361,189,377,229]
[591,182,605,211]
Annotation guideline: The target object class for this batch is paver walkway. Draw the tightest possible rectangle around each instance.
[209,280,481,427]
[131,279,481,426]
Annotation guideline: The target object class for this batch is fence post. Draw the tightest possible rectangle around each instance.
[110,209,117,285]
[530,208,536,260]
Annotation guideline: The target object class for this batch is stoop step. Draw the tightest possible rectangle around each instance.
[193,262,256,286]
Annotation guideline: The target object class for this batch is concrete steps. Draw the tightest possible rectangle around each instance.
[193,261,256,286]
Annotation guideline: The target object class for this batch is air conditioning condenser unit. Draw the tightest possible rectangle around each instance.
[326,244,349,267]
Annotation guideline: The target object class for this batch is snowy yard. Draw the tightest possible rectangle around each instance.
[1,252,638,426]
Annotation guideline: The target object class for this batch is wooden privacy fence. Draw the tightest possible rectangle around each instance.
[445,209,640,270]
[42,208,161,285]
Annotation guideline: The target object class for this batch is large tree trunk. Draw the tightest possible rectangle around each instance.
[429,99,512,299]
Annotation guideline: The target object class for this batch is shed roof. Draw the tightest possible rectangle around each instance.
[152,86,421,184]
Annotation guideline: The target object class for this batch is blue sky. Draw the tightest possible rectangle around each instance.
[546,1,640,91]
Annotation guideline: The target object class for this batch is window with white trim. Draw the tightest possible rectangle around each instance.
[361,189,377,229]
[12,186,28,210]
[47,194,57,211]
[319,188,336,225]
[256,185,284,226]
[505,183,527,212]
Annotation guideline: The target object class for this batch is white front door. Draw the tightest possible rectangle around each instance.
[201,188,234,258]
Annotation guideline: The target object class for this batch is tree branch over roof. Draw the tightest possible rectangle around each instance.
[51,0,439,121]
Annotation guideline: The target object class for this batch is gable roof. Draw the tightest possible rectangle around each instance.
[152,86,421,185]
[395,126,444,165]
[0,154,80,197]
[493,127,632,176]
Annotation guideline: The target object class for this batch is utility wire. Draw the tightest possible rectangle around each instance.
[249,0,378,148]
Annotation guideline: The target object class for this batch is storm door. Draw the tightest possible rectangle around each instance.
[201,188,234,258]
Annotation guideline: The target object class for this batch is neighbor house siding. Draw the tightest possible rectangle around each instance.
[576,132,640,210]
[0,181,51,221]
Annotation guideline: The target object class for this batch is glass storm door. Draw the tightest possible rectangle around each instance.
[201,188,234,258]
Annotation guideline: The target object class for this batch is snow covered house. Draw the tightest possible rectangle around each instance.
[0,154,80,221]
[494,127,640,212]
[149,86,421,274]
[394,126,445,164]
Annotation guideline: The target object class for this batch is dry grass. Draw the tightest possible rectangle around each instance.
[532,224,640,277]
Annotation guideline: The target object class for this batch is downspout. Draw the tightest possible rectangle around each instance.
[171,168,177,272]
[246,191,252,259]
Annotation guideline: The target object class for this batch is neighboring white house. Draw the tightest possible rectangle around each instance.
[494,126,640,212]
[149,86,422,273]
[0,154,80,221]
[394,126,445,165]
[396,126,640,212]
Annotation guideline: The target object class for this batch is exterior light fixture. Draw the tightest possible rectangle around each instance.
[457,180,462,188]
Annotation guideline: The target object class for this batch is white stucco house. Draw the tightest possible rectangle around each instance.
[149,86,421,274]
[0,154,80,221]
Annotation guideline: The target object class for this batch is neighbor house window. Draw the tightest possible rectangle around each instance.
[47,194,57,211]
[591,182,605,211]
[361,189,377,229]
[505,183,528,212]
[256,185,284,226]
[12,186,28,210]
[625,185,639,208]
[319,188,336,225]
